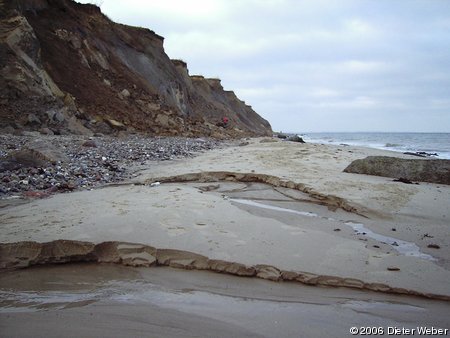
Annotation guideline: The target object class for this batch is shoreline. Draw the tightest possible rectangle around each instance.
[299,132,450,159]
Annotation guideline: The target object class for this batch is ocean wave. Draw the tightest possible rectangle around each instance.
[302,133,450,159]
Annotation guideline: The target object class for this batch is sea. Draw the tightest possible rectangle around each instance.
[297,132,450,159]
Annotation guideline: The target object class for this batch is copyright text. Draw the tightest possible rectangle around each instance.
[349,326,448,335]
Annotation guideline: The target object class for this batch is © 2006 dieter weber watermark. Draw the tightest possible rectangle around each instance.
[349,326,449,335]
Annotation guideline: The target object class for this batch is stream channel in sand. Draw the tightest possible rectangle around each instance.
[230,198,434,261]
[219,182,435,261]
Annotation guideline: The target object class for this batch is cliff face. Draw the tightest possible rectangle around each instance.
[0,0,272,137]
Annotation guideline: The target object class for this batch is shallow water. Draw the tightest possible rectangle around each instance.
[231,197,435,261]
[231,198,318,217]
[345,222,435,261]
[1,264,449,338]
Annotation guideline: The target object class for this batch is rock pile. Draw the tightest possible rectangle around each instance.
[0,134,221,198]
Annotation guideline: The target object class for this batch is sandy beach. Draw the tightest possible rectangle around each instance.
[2,0,450,336]
[1,137,449,336]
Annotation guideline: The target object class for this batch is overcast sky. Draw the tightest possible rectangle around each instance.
[78,0,450,132]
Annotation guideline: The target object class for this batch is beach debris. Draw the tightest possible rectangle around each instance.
[82,140,98,148]
[0,135,221,198]
[404,151,438,158]
[259,138,278,143]
[197,184,220,192]
[393,177,418,185]
[150,182,161,187]
[373,245,380,248]
[387,266,400,271]
[421,233,434,239]
[427,244,440,249]
[333,228,341,232]
[23,190,51,199]
[391,228,397,231]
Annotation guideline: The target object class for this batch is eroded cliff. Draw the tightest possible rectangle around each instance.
[0,0,272,137]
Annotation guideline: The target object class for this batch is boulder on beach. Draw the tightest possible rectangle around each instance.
[0,139,69,172]
[344,156,450,185]
[25,139,69,163]
[0,149,50,172]
[287,135,306,143]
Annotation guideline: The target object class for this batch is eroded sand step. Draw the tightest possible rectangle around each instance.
[0,240,448,301]
[141,171,367,216]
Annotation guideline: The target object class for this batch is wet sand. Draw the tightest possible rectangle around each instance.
[1,264,449,338]
[1,138,449,336]
[1,180,449,296]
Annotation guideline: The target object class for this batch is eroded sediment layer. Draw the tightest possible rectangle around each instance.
[144,171,366,216]
[1,240,448,301]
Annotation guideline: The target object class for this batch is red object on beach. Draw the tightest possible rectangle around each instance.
[223,117,229,124]
[23,191,51,199]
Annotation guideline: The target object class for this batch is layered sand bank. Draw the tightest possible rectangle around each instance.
[1,138,449,299]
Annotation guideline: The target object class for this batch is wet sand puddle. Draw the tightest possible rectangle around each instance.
[1,264,448,338]
[206,182,436,261]
[343,222,435,261]
[0,278,428,315]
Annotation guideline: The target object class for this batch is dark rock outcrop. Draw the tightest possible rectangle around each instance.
[344,156,450,185]
[0,0,272,138]
[404,151,438,158]
[287,135,305,143]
